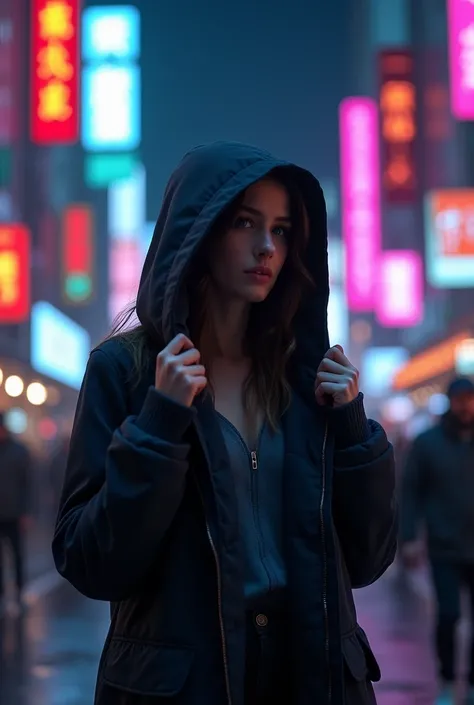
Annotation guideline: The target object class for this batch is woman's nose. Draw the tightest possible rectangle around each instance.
[255,231,275,258]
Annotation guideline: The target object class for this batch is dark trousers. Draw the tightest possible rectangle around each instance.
[244,610,289,704]
[431,559,474,684]
[0,519,24,597]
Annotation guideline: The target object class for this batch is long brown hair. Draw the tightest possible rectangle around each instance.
[106,169,313,429]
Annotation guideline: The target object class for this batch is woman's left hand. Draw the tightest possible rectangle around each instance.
[315,345,360,407]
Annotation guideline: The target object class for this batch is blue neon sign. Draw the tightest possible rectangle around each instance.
[82,6,140,62]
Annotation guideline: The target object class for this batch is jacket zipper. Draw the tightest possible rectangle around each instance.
[194,414,328,704]
[192,426,232,705]
[216,417,272,590]
[319,422,331,703]
[203,514,232,705]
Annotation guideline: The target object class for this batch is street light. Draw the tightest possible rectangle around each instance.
[26,382,48,406]
[5,375,24,398]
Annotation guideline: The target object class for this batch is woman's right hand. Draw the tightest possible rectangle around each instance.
[155,334,207,407]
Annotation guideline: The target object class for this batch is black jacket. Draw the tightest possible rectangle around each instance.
[401,415,474,561]
[53,142,397,705]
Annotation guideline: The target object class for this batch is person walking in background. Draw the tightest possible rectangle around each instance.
[400,377,474,705]
[0,411,31,615]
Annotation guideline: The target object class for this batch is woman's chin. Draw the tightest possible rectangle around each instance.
[246,290,271,303]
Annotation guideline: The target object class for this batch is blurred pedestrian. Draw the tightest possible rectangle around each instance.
[53,142,397,705]
[0,411,31,614]
[400,377,474,705]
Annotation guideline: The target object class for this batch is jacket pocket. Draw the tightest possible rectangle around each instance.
[102,638,194,697]
[342,626,381,683]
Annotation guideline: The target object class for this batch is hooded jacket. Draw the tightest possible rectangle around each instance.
[53,142,396,705]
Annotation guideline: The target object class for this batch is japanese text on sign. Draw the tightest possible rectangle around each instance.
[37,2,74,122]
[31,0,79,143]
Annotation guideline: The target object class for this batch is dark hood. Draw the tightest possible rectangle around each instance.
[136,141,330,389]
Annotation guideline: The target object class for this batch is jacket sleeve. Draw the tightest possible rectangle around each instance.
[330,396,397,589]
[52,348,195,602]
[399,435,427,544]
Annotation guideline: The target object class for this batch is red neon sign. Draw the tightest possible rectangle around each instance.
[0,224,30,322]
[379,50,418,204]
[31,0,80,145]
[62,204,94,303]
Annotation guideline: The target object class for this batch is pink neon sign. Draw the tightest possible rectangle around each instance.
[340,97,381,311]
[448,0,474,120]
[375,250,424,327]
[108,239,141,323]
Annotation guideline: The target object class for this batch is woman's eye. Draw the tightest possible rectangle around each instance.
[234,217,253,229]
[273,226,290,238]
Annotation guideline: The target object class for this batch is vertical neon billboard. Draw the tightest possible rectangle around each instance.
[31,0,80,144]
[62,204,94,303]
[0,224,31,322]
[379,50,417,203]
[81,5,140,153]
[339,97,382,312]
[107,164,145,324]
[375,250,423,327]
[448,0,474,120]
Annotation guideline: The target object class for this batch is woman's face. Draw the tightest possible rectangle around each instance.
[208,179,290,304]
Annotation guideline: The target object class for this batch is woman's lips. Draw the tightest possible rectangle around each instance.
[244,266,273,279]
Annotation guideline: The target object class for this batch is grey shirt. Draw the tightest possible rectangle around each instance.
[216,412,287,609]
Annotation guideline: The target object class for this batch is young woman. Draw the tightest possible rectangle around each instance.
[53,141,396,705]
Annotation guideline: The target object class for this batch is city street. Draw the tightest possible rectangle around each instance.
[1,555,463,705]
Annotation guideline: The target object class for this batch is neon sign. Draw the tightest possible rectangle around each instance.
[339,97,382,312]
[379,50,417,203]
[448,0,474,120]
[62,204,94,303]
[31,0,80,144]
[0,224,30,322]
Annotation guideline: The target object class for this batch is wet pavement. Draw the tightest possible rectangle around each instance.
[0,558,470,705]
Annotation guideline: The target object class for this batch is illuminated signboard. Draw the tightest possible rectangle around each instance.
[448,0,474,120]
[84,152,137,188]
[31,301,90,389]
[82,5,140,61]
[82,64,140,152]
[108,239,141,323]
[375,250,424,327]
[62,204,94,303]
[425,189,474,288]
[339,97,381,312]
[328,285,349,351]
[379,50,417,203]
[81,6,141,153]
[361,347,409,398]
[108,164,145,323]
[31,0,80,145]
[108,163,145,238]
[393,331,471,391]
[0,224,30,323]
